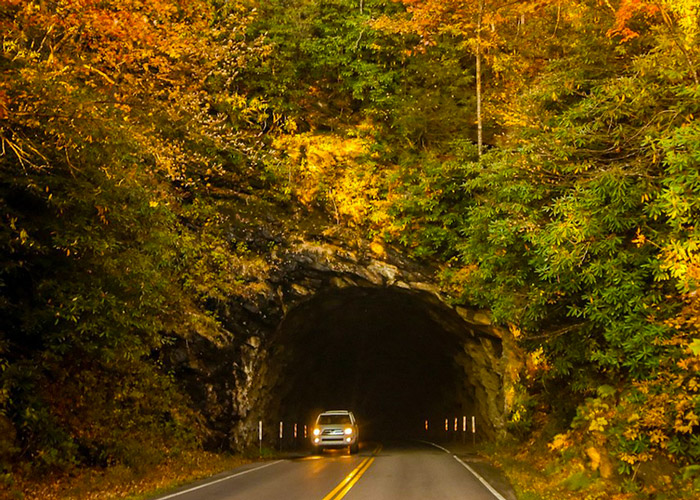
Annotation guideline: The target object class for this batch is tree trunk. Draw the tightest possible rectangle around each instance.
[476,0,484,159]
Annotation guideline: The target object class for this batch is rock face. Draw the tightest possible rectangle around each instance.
[164,204,523,451]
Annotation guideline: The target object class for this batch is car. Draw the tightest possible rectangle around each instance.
[311,410,359,454]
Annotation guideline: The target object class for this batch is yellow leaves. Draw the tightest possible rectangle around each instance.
[271,132,381,225]
[95,205,109,224]
[226,93,248,109]
[643,402,670,430]
[659,239,700,289]
[504,385,516,409]
[330,172,379,225]
[370,240,387,258]
[619,451,651,465]
[572,163,592,174]
[688,377,699,391]
[660,0,700,46]
[674,420,694,434]
[548,433,572,452]
[632,228,647,247]
[509,323,522,338]
[623,426,639,441]
[676,356,699,371]
[585,446,601,471]
[285,118,298,134]
[527,347,548,374]
[648,429,668,446]
[610,336,699,462]
[674,410,699,433]
[589,416,609,432]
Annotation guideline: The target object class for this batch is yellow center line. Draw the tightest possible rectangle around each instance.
[332,456,375,499]
[322,445,382,500]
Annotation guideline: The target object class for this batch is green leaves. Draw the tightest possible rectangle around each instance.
[690,339,700,356]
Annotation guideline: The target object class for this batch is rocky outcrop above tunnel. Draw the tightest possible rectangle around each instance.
[277,239,441,301]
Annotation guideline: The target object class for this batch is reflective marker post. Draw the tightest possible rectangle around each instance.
[472,416,476,446]
[462,416,467,444]
[258,420,263,457]
[279,421,283,451]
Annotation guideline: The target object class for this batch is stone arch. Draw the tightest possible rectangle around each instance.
[223,239,521,449]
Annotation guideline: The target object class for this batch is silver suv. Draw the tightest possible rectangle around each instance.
[311,410,359,454]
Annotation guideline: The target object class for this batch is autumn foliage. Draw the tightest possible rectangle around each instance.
[1,0,265,485]
[1,0,700,497]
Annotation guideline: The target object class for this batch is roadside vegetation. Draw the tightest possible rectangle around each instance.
[13,450,248,500]
[1,0,699,498]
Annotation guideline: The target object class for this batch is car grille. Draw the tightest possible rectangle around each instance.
[322,429,344,436]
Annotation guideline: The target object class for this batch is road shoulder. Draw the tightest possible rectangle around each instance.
[424,441,519,500]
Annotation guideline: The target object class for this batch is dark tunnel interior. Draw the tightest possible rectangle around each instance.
[269,287,480,441]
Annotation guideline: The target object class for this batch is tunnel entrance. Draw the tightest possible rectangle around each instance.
[264,287,501,442]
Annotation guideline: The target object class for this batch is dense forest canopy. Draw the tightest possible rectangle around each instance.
[1,0,699,494]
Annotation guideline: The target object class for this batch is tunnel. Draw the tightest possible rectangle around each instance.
[258,286,505,444]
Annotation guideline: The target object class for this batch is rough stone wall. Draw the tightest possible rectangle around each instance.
[165,216,523,450]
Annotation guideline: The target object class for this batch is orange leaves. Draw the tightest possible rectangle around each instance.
[607,0,661,41]
[9,0,212,86]
[376,0,482,49]
[631,228,647,247]
[606,0,700,47]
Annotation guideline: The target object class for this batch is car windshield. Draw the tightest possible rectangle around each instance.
[318,415,351,425]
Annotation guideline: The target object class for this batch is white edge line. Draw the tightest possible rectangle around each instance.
[452,455,508,500]
[419,441,508,500]
[153,460,283,500]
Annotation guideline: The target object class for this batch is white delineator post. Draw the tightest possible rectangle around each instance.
[279,421,283,451]
[258,420,263,456]
[472,416,476,446]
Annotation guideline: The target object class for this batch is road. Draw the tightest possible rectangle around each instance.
[151,441,511,500]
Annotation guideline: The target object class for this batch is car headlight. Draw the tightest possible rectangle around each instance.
[313,428,320,436]
[344,427,353,435]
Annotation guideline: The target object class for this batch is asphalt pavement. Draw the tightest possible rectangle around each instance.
[149,441,517,500]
